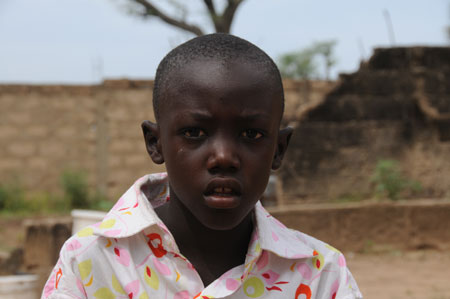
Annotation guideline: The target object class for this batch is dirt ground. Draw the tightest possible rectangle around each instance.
[346,250,450,299]
[1,217,450,299]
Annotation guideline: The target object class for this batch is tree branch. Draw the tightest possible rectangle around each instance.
[131,0,204,36]
[220,0,244,33]
[203,0,217,17]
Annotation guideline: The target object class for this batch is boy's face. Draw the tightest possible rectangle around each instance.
[143,59,291,230]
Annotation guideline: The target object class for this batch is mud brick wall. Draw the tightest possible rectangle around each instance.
[280,47,450,202]
[269,200,450,252]
[0,79,333,200]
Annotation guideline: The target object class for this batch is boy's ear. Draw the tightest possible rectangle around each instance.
[272,127,293,170]
[141,120,164,164]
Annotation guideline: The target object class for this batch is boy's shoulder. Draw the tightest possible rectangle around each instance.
[57,173,172,263]
[254,202,345,265]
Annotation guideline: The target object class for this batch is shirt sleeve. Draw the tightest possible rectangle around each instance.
[334,253,363,299]
[41,239,87,299]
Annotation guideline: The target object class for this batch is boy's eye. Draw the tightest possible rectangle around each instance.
[241,129,263,140]
[182,128,206,138]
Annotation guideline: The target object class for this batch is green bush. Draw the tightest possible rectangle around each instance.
[27,192,70,213]
[0,182,25,212]
[1,170,114,215]
[61,169,90,209]
[61,169,113,211]
[0,180,70,215]
[371,159,422,200]
[89,192,114,211]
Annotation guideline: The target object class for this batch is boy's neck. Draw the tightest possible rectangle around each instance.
[154,193,254,287]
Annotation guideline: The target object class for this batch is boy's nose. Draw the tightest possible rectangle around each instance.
[206,138,240,173]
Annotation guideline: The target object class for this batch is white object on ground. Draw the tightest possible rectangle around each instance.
[0,274,39,299]
[71,209,107,234]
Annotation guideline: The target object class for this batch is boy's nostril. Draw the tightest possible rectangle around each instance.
[206,149,240,172]
[207,159,240,173]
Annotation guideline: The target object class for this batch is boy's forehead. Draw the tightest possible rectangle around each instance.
[156,57,284,122]
[180,58,268,81]
[165,58,279,99]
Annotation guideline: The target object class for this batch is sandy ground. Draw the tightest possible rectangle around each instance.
[1,217,450,298]
[346,250,450,299]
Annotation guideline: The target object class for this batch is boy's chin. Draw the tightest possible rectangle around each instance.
[198,210,254,232]
[202,221,241,231]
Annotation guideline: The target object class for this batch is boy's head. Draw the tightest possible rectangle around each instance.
[152,33,284,121]
[143,33,292,230]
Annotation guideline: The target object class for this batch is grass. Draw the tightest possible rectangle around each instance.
[371,159,422,201]
[333,193,366,203]
[0,170,114,216]
[359,239,403,256]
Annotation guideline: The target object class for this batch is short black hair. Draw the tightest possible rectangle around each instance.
[152,33,284,120]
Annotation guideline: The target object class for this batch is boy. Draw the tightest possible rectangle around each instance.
[42,34,362,298]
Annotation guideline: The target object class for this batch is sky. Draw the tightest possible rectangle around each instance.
[0,0,449,84]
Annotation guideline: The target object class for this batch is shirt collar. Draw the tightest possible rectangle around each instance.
[254,202,314,259]
[92,173,170,238]
[92,173,314,260]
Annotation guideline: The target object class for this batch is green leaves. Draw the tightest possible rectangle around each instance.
[278,40,337,80]
[371,159,422,201]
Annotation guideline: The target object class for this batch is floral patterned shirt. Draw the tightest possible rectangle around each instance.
[42,173,362,299]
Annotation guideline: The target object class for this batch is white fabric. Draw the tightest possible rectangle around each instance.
[42,173,362,299]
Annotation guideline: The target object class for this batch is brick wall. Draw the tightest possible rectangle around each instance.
[0,79,333,200]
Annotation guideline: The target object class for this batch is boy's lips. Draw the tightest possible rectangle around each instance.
[203,178,242,209]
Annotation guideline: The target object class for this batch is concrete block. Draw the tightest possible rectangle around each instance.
[8,143,36,157]
[0,126,19,139]
[22,218,72,292]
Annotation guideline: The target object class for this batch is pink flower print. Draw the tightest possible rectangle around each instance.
[256,251,269,270]
[338,254,346,267]
[43,271,56,297]
[113,196,126,210]
[124,280,140,299]
[66,239,82,251]
[296,263,312,280]
[104,229,122,237]
[152,256,171,276]
[271,231,279,242]
[330,278,339,299]
[225,278,240,291]
[261,270,280,285]
[174,290,190,299]
[114,247,131,267]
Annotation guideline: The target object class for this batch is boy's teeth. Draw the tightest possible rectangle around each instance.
[213,187,232,193]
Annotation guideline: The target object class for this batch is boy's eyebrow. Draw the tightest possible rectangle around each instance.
[184,111,213,120]
[239,112,271,121]
[181,111,271,122]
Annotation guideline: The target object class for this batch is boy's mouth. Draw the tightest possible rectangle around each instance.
[212,187,233,195]
[203,179,242,209]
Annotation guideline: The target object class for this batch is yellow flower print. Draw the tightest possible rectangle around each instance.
[93,287,116,299]
[144,266,159,290]
[243,277,264,298]
[312,250,324,270]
